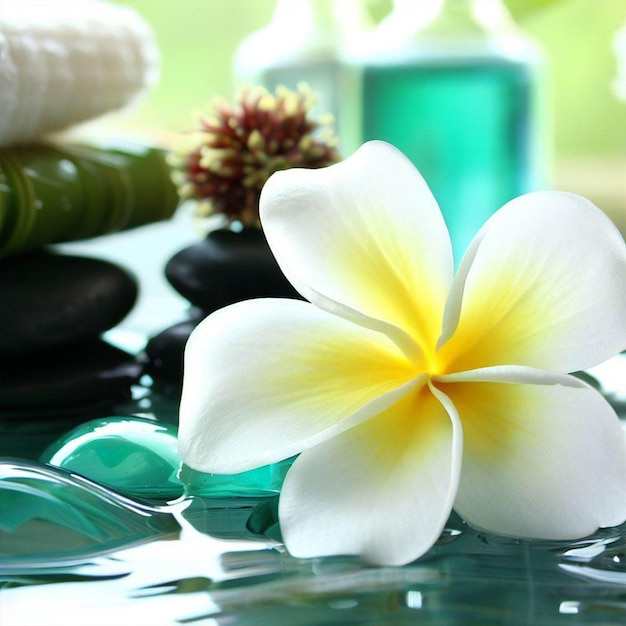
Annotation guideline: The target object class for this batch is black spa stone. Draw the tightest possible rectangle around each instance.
[144,314,205,392]
[0,338,142,419]
[165,227,300,313]
[0,250,138,356]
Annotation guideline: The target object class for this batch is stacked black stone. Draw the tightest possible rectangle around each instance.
[144,227,301,393]
[0,140,180,422]
[0,250,142,420]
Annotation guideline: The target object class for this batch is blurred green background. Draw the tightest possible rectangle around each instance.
[100,0,625,224]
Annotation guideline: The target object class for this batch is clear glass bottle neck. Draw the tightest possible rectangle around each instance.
[358,0,537,63]
[270,0,370,34]
[389,0,517,38]
[234,0,373,81]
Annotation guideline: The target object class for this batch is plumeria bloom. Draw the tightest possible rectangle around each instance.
[179,141,626,566]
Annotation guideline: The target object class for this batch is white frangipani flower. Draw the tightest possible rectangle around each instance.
[179,141,626,566]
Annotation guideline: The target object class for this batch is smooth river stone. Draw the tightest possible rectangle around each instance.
[0,338,142,419]
[0,250,138,356]
[165,227,300,313]
[0,458,180,568]
[40,416,183,503]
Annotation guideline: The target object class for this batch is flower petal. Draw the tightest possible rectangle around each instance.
[178,298,419,474]
[445,380,626,538]
[279,385,462,566]
[434,364,588,387]
[260,140,453,360]
[437,191,626,373]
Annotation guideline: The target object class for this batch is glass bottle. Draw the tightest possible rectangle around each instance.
[353,0,547,263]
[233,0,372,154]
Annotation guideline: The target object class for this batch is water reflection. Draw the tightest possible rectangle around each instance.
[1,360,624,625]
[0,458,180,571]
[1,484,624,625]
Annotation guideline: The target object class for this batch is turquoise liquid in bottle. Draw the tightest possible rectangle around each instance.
[362,58,536,262]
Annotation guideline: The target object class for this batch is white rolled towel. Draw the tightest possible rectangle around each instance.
[0,0,159,147]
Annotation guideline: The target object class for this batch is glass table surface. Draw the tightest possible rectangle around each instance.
[1,217,625,626]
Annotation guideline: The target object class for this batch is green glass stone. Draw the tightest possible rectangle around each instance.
[246,495,283,542]
[0,458,179,569]
[180,456,295,498]
[40,416,183,503]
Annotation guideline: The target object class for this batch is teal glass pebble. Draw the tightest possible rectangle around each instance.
[0,458,179,569]
[180,456,295,498]
[40,416,183,503]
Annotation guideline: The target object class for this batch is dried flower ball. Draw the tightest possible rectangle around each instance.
[169,83,340,227]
